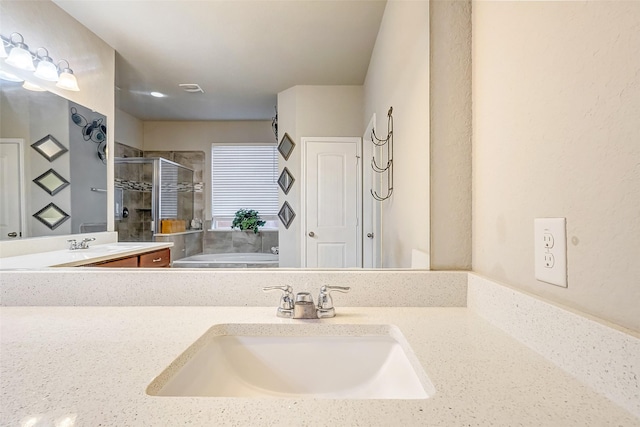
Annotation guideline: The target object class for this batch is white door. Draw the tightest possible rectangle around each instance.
[362,115,382,268]
[303,138,361,268]
[0,139,25,240]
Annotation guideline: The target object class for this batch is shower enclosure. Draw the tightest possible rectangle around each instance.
[114,157,194,241]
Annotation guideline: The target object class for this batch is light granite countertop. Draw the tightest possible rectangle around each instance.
[1,306,637,426]
[0,242,172,269]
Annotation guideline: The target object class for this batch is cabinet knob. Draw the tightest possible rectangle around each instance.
[308,231,315,237]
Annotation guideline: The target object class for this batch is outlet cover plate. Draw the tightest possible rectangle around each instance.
[534,218,567,288]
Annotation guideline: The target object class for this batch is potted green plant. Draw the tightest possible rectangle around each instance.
[231,209,266,234]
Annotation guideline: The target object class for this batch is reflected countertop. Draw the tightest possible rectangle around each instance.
[0,242,173,269]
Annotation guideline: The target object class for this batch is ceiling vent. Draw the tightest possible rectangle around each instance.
[178,83,204,94]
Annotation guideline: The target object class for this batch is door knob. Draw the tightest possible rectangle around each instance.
[308,231,315,237]
[366,233,374,238]
[7,232,17,238]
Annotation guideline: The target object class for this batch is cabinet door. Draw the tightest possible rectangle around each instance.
[139,248,171,268]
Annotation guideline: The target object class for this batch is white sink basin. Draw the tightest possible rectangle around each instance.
[147,324,434,399]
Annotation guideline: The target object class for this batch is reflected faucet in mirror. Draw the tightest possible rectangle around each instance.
[67,237,95,250]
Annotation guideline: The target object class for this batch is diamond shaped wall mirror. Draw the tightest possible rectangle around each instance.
[31,134,68,162]
[278,201,296,229]
[33,169,70,196]
[278,133,295,161]
[278,167,295,195]
[33,203,70,230]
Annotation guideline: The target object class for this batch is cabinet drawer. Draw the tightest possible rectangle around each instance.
[94,256,139,268]
[139,248,171,268]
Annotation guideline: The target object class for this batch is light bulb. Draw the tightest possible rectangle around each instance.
[56,70,79,91]
[23,81,46,91]
[56,60,80,91]
[34,49,59,81]
[0,70,23,82]
[6,43,35,71]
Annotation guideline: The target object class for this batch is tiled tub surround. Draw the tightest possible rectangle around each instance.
[0,271,638,425]
[154,230,203,262]
[203,229,278,254]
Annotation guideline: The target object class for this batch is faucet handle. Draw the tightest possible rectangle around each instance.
[317,286,350,318]
[80,237,96,248]
[263,286,294,316]
[318,285,350,304]
[67,239,77,250]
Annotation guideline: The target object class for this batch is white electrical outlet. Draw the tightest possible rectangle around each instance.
[534,218,567,287]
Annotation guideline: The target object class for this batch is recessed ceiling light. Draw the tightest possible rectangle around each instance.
[150,91,165,98]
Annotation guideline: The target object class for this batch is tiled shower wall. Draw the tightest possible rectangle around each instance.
[114,143,205,243]
[143,150,205,224]
[114,143,151,241]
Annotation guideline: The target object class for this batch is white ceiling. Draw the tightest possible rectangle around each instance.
[53,0,387,121]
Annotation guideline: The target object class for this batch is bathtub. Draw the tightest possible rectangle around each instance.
[172,253,279,268]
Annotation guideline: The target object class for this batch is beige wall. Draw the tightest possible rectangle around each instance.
[115,108,143,151]
[277,85,363,267]
[472,1,640,331]
[143,121,274,220]
[363,0,430,268]
[0,0,115,237]
[429,0,472,270]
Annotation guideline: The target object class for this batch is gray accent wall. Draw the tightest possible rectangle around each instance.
[68,101,108,234]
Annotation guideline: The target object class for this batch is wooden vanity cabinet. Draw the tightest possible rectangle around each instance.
[88,248,171,268]
[139,248,171,267]
[94,257,139,268]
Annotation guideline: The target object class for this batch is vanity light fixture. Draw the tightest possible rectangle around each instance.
[0,38,7,58]
[1,32,80,91]
[56,60,80,92]
[22,81,46,92]
[4,33,35,71]
[0,70,23,82]
[33,48,59,81]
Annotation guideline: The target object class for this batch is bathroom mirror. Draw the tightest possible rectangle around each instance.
[0,81,108,240]
[33,169,70,196]
[31,134,68,162]
[277,167,295,195]
[32,202,70,230]
[278,133,295,161]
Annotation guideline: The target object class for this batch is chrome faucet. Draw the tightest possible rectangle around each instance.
[263,285,350,319]
[67,237,96,250]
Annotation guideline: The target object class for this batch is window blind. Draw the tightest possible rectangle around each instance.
[211,144,279,218]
